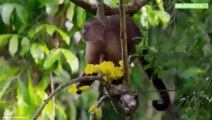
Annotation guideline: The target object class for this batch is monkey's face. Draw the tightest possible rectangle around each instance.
[82,24,92,41]
[81,19,105,42]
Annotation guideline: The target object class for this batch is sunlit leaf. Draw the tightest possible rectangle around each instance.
[0,67,20,98]
[20,37,30,56]
[30,43,49,64]
[66,2,75,21]
[0,34,12,47]
[45,24,57,36]
[76,7,86,28]
[155,0,164,10]
[43,100,54,119]
[45,3,58,16]
[16,79,29,116]
[56,29,70,44]
[58,0,64,4]
[9,35,19,57]
[43,49,61,69]
[1,3,15,25]
[182,67,207,78]
[61,49,79,73]
[26,70,37,114]
[0,77,13,98]
[140,6,149,28]
[157,11,170,26]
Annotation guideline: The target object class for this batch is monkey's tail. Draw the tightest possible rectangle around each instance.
[139,49,170,111]
[145,68,170,111]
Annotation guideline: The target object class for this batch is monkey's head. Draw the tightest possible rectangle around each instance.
[82,19,105,42]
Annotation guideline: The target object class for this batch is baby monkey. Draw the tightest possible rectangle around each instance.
[78,15,170,111]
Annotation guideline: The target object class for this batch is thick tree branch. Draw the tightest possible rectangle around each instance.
[70,0,150,15]
[32,76,102,120]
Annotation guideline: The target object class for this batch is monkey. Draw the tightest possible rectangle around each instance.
[77,14,170,111]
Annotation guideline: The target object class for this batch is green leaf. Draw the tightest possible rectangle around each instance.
[45,3,58,16]
[9,35,19,57]
[157,11,170,26]
[140,6,149,28]
[37,75,49,90]
[76,7,86,28]
[16,79,29,116]
[35,25,45,34]
[45,24,57,36]
[20,37,30,56]
[155,0,164,10]
[28,25,45,39]
[1,3,15,25]
[56,29,70,44]
[0,34,12,47]
[183,67,207,78]
[61,49,79,73]
[0,67,20,98]
[0,77,14,98]
[203,43,212,56]
[66,2,75,21]
[30,43,49,64]
[26,70,37,113]
[43,100,53,119]
[43,49,61,69]
[69,101,76,120]
[15,5,28,24]
[55,103,67,119]
[58,0,64,4]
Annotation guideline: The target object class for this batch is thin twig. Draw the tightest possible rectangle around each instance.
[32,76,102,120]
[119,0,129,86]
[89,95,109,120]
[50,73,55,120]
[89,113,95,120]
[97,95,109,107]
[140,89,176,93]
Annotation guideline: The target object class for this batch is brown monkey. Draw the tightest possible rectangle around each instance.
[78,15,170,111]
[82,15,140,65]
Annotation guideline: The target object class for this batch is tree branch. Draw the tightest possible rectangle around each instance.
[32,76,102,120]
[119,0,129,85]
[89,95,109,120]
[50,73,55,120]
[70,0,150,15]
[96,0,105,20]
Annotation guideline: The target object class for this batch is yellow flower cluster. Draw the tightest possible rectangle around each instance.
[68,83,90,94]
[88,105,102,119]
[84,60,124,81]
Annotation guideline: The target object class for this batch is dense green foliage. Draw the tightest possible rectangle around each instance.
[0,0,211,119]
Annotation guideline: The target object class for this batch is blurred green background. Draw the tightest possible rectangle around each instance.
[0,0,211,119]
